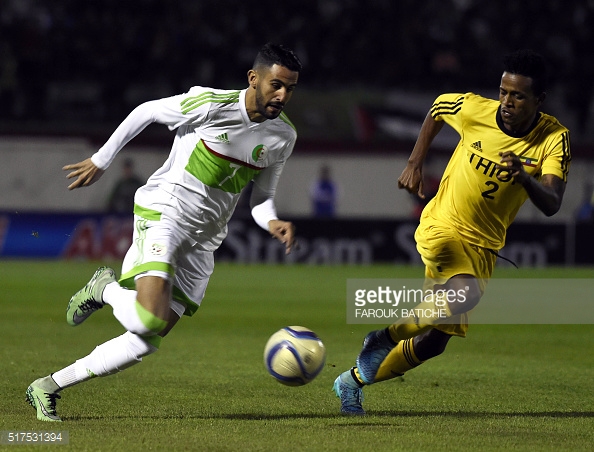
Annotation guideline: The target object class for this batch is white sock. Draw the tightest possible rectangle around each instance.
[101,282,158,335]
[103,281,135,306]
[51,332,159,389]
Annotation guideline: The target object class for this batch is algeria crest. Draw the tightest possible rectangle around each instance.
[150,243,167,256]
[252,144,268,163]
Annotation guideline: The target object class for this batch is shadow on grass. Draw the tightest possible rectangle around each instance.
[66,410,594,422]
[369,410,594,419]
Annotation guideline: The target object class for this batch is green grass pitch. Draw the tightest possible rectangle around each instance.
[1,261,593,451]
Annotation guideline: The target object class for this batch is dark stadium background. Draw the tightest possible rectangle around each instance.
[1,0,593,264]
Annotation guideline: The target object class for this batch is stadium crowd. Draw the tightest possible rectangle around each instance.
[1,0,592,138]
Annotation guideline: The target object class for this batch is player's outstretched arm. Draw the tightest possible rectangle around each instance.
[398,112,444,199]
[268,219,296,254]
[63,158,105,190]
[497,151,565,216]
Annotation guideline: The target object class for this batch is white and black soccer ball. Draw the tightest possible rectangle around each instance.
[263,326,326,386]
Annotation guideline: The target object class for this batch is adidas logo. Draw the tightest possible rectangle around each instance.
[214,133,230,144]
[471,141,482,151]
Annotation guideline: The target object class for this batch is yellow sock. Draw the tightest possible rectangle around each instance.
[387,291,452,342]
[352,367,365,386]
[374,338,423,382]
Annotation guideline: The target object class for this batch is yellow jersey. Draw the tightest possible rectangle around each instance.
[421,92,571,250]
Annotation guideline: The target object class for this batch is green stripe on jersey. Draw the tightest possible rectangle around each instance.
[134,204,162,221]
[185,141,261,193]
[279,112,296,131]
[180,91,240,114]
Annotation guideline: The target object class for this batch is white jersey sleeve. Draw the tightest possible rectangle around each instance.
[249,138,294,230]
[91,87,210,169]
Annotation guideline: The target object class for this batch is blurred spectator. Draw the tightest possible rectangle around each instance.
[310,165,338,218]
[107,158,143,214]
[575,182,594,223]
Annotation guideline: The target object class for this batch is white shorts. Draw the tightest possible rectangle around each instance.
[119,213,214,316]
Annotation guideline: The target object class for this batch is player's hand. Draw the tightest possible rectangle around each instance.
[397,163,425,199]
[268,220,297,254]
[63,158,105,190]
[497,151,529,184]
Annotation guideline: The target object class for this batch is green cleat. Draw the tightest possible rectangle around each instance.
[26,376,62,422]
[66,266,116,326]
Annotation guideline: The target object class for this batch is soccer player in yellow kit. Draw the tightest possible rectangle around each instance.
[334,49,571,414]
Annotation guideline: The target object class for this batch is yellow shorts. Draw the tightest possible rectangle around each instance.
[414,222,497,337]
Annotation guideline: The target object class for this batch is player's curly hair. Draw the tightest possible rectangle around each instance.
[503,49,547,95]
[253,43,302,72]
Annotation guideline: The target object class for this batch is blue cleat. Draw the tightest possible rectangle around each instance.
[333,370,365,415]
[356,329,396,384]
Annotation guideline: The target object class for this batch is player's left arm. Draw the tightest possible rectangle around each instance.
[497,151,566,216]
[250,150,296,254]
[250,194,297,255]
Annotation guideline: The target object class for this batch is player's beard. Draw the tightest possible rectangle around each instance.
[255,91,284,120]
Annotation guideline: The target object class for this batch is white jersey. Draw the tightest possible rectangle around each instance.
[91,87,297,251]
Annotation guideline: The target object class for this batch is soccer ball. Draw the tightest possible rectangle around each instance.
[263,326,326,386]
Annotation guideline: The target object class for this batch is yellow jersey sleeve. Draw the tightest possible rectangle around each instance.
[537,114,571,182]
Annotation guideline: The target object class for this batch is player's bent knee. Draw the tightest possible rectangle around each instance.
[458,289,481,313]
[447,276,482,314]
[131,301,168,335]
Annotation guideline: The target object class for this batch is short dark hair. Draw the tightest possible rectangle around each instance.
[503,49,547,95]
[253,43,302,73]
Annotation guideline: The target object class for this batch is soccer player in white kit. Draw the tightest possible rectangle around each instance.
[26,43,302,422]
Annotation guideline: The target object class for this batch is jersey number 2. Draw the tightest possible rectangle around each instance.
[481,181,499,199]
